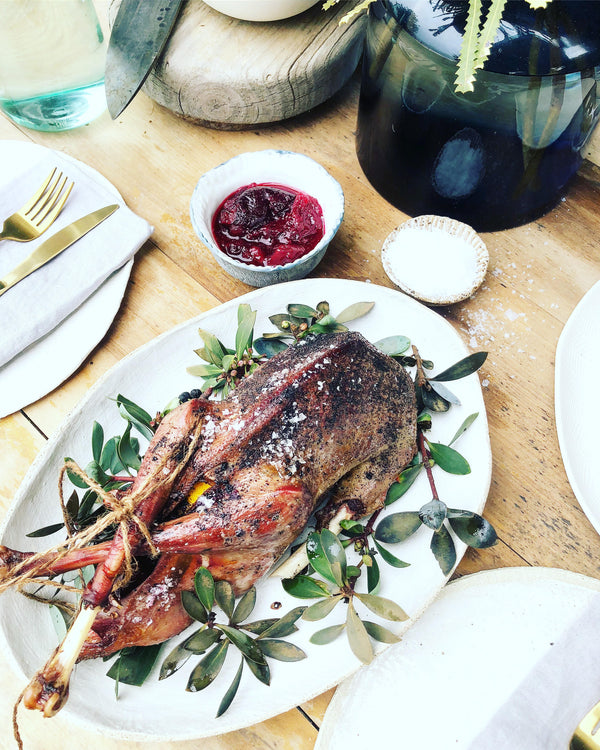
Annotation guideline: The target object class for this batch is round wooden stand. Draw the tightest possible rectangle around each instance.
[140,1,366,129]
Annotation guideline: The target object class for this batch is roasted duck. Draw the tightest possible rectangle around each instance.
[0,330,417,715]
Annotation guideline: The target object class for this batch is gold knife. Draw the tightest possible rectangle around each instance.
[0,204,120,298]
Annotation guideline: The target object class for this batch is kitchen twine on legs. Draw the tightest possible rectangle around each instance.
[7,414,207,749]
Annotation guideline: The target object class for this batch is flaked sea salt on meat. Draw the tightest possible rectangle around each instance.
[201,414,217,451]
[230,418,245,432]
[144,577,177,610]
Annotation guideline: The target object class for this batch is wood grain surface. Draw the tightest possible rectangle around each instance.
[131,0,366,127]
[1,1,600,746]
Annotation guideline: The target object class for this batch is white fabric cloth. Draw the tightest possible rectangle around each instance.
[0,152,152,368]
[471,592,600,749]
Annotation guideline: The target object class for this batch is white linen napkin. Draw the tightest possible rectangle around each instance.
[471,592,600,749]
[0,152,153,369]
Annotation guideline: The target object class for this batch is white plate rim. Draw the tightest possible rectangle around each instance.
[0,277,492,741]
[555,278,600,536]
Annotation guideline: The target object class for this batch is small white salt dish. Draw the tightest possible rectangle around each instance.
[202,0,319,22]
[381,214,488,305]
[190,149,344,288]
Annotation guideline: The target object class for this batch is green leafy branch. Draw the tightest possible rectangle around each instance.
[159,568,306,716]
[283,529,408,665]
[186,304,264,398]
[374,349,497,575]
[30,394,158,542]
[253,300,374,357]
[187,300,375,386]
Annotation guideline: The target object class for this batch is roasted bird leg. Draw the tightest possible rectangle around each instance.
[82,397,209,608]
[1,467,311,581]
[79,552,201,661]
[0,440,410,582]
[22,397,209,715]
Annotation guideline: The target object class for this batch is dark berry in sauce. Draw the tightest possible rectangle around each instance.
[212,183,325,267]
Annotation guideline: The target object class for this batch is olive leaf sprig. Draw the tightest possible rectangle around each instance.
[283,529,408,665]
[187,300,375,384]
[186,304,264,397]
[252,300,374,357]
[375,414,497,576]
[30,394,157,542]
[159,568,306,716]
[373,348,497,575]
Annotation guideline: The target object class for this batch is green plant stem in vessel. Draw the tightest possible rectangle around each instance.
[355,0,600,231]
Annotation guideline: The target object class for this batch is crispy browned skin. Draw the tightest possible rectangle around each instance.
[2,332,417,661]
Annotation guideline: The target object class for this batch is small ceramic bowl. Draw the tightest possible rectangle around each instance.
[202,0,319,22]
[190,150,344,288]
[381,215,489,305]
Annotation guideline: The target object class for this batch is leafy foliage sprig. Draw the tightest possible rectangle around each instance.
[376,412,497,576]
[159,568,306,716]
[375,344,497,574]
[284,528,408,664]
[188,300,375,384]
[186,304,264,397]
[30,394,158,542]
[254,299,374,354]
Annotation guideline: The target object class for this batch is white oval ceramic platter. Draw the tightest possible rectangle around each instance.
[555,278,600,536]
[0,278,492,741]
[315,566,600,750]
[0,141,132,418]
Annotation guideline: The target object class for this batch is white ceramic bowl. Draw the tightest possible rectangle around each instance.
[202,0,319,22]
[190,150,344,287]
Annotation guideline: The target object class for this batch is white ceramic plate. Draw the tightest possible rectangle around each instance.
[316,566,600,750]
[0,141,132,419]
[555,279,600,536]
[0,278,491,741]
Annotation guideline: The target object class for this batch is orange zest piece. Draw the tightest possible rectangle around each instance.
[188,481,212,505]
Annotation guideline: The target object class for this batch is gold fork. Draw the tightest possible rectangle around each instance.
[571,701,600,749]
[0,168,74,242]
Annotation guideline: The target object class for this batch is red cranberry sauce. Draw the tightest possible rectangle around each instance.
[211,182,325,267]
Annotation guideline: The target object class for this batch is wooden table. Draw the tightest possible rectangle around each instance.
[2,12,600,749]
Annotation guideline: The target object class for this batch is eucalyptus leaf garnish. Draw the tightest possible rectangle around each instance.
[253,299,374,352]
[373,350,496,575]
[186,305,264,398]
[310,622,346,645]
[106,644,162,695]
[283,526,411,665]
[375,334,411,356]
